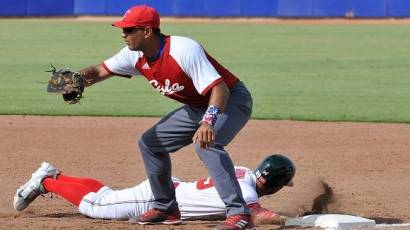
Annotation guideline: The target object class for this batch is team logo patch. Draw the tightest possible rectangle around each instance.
[123,10,131,19]
[141,63,150,70]
[149,79,184,95]
[255,170,261,178]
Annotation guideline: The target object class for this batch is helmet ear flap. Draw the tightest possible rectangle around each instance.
[286,180,294,187]
[255,154,296,190]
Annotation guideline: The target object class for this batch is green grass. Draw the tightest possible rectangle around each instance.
[1,19,410,122]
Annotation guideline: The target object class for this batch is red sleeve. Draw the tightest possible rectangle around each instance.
[248,202,263,211]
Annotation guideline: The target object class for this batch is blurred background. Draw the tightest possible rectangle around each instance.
[1,0,410,18]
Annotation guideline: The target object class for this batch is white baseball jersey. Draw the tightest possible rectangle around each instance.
[78,167,258,220]
[102,35,239,108]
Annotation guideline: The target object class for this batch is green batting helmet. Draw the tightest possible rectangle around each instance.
[255,154,296,189]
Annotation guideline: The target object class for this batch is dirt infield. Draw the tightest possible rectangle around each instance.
[0,115,409,229]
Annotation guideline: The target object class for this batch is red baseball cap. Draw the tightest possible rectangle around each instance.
[112,5,160,29]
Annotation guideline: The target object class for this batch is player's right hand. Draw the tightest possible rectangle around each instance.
[193,123,215,149]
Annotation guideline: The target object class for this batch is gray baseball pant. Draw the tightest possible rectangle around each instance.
[138,81,252,216]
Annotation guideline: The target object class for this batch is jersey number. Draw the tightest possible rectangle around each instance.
[195,169,247,190]
[196,178,214,190]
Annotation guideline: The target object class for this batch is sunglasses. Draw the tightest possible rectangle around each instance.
[122,27,144,34]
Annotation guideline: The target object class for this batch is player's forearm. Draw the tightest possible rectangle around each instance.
[198,81,229,127]
[79,65,112,87]
[208,81,229,112]
[249,203,287,225]
[252,212,287,225]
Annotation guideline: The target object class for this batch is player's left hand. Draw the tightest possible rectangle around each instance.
[193,123,215,149]
[46,65,85,104]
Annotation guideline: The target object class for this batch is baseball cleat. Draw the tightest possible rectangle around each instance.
[132,208,182,225]
[214,214,256,230]
[13,161,59,211]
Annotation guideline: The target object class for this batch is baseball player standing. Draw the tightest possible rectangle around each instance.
[66,5,253,229]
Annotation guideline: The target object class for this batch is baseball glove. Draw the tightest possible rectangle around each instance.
[46,65,85,104]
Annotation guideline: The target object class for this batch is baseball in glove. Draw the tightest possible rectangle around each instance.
[46,65,85,104]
